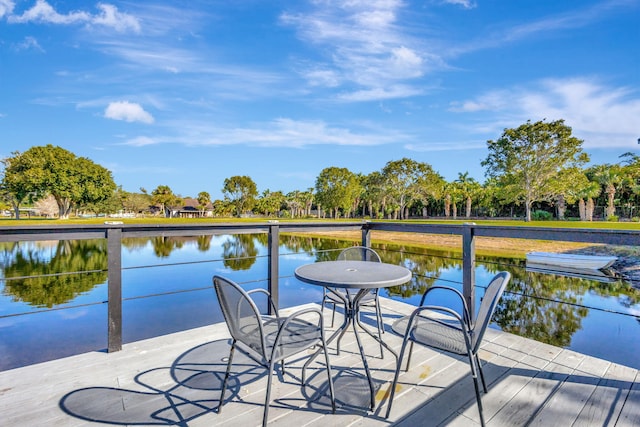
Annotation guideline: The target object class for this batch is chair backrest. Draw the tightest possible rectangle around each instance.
[213,275,266,357]
[471,271,510,351]
[337,246,381,262]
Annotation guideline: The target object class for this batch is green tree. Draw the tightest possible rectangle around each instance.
[211,199,234,217]
[151,185,180,217]
[588,163,623,220]
[300,188,314,217]
[576,180,601,221]
[482,119,589,222]
[547,168,590,220]
[286,190,304,218]
[123,191,152,215]
[197,191,211,216]
[314,167,360,218]
[361,171,385,218]
[222,175,258,217]
[1,145,116,219]
[382,158,440,219]
[255,189,285,217]
[1,151,35,220]
[455,172,481,218]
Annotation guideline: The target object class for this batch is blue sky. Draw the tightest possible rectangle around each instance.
[1,0,639,200]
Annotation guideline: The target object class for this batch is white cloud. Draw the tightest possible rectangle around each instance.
[451,78,640,148]
[13,36,43,52]
[122,136,158,146]
[141,117,409,149]
[8,0,89,24]
[451,1,633,56]
[7,1,140,33]
[0,0,15,18]
[442,0,477,9]
[104,101,154,124]
[92,3,141,33]
[337,84,423,102]
[208,118,402,148]
[281,0,431,101]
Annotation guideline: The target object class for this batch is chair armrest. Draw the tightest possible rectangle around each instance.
[412,305,466,328]
[247,288,279,317]
[268,307,324,360]
[419,285,472,327]
[280,307,323,329]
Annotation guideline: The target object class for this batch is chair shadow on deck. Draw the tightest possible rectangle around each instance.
[382,356,638,427]
[59,338,334,426]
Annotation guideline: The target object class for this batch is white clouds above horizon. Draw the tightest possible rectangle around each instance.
[450,78,640,148]
[121,117,408,149]
[280,0,431,102]
[105,101,154,124]
[5,0,140,33]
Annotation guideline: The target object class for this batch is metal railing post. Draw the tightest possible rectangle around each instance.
[106,227,122,352]
[361,222,371,248]
[462,223,476,323]
[268,224,280,314]
[361,223,373,260]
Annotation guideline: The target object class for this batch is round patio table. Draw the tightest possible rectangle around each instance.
[295,260,412,410]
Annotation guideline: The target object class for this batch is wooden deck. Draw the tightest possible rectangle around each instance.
[1,297,639,426]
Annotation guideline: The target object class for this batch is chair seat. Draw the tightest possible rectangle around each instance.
[392,314,468,355]
[238,316,323,362]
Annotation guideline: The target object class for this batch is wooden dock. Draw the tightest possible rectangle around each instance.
[1,297,639,426]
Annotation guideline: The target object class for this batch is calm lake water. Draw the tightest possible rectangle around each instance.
[1,234,639,371]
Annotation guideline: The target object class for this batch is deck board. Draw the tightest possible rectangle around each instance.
[0,298,637,427]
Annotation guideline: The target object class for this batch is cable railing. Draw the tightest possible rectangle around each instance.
[1,220,639,356]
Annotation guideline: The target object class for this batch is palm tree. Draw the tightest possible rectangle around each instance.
[590,164,623,219]
[455,172,481,218]
[580,181,601,221]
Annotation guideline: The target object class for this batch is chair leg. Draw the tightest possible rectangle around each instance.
[385,336,412,419]
[476,354,488,393]
[404,341,415,372]
[375,295,384,334]
[218,340,236,414]
[468,351,486,427]
[373,297,384,357]
[321,341,336,413]
[262,359,276,427]
[330,303,336,328]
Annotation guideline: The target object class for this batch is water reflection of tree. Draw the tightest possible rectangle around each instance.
[278,234,455,298]
[494,265,640,347]
[382,245,458,298]
[494,271,588,347]
[121,235,213,256]
[151,236,185,258]
[196,235,212,251]
[222,234,258,270]
[2,240,108,308]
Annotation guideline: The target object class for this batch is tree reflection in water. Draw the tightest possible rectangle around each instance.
[1,240,108,308]
[222,234,258,270]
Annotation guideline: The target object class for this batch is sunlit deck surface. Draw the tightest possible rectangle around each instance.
[2,297,639,426]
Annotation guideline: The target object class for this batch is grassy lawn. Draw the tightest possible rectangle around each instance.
[1,216,640,229]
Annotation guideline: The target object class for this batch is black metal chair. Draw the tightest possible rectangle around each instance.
[321,246,385,352]
[385,271,511,426]
[213,275,336,427]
